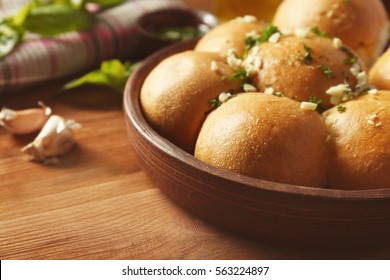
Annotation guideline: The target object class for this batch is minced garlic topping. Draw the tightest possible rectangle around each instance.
[300,101,318,111]
[235,15,257,23]
[367,113,382,127]
[218,92,233,103]
[333,37,344,49]
[268,32,281,43]
[210,60,218,71]
[243,83,257,92]
[226,48,242,69]
[264,87,274,95]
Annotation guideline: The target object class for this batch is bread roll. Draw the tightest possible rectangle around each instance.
[244,35,366,109]
[369,47,390,90]
[195,93,329,187]
[273,0,390,67]
[140,51,240,153]
[323,91,390,190]
[195,16,267,56]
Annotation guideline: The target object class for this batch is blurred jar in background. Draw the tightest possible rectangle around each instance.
[212,0,283,22]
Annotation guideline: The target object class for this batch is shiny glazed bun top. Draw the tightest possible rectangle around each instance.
[140,51,241,153]
[323,91,390,190]
[195,93,329,188]
[195,15,267,56]
[273,0,390,66]
[243,32,369,109]
[369,47,390,90]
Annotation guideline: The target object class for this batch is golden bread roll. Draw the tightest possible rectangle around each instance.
[244,35,367,109]
[195,93,329,187]
[194,16,267,56]
[273,0,390,67]
[323,91,390,190]
[140,51,240,153]
[369,47,390,90]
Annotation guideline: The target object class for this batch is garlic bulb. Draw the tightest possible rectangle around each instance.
[21,115,81,162]
[0,102,51,134]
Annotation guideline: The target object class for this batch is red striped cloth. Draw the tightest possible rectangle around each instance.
[0,0,184,93]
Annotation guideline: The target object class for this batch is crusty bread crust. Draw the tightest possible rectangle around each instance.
[273,0,390,66]
[140,51,240,153]
[323,92,390,189]
[195,93,329,188]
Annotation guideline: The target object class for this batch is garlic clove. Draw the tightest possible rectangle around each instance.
[0,102,52,135]
[21,115,81,162]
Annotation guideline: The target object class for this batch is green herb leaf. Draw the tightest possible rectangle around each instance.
[64,59,139,93]
[308,96,325,113]
[244,24,280,53]
[85,0,125,7]
[23,4,94,36]
[0,24,23,58]
[311,27,331,38]
[337,104,346,113]
[316,65,335,78]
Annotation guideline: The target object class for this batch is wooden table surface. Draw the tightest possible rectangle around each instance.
[1,0,390,260]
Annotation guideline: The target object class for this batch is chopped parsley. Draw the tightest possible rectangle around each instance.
[316,65,335,78]
[274,92,284,97]
[311,27,331,38]
[208,91,236,108]
[337,104,346,113]
[244,24,280,52]
[308,96,325,113]
[340,46,358,65]
[229,66,252,89]
[297,44,313,65]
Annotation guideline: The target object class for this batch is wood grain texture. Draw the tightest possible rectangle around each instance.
[1,0,390,260]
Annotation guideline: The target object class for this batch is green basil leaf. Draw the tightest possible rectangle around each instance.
[23,4,94,36]
[64,59,139,93]
[0,24,22,58]
[85,0,125,7]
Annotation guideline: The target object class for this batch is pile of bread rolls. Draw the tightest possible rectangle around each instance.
[140,0,390,190]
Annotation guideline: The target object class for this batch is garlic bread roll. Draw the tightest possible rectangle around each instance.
[244,35,367,109]
[140,51,240,153]
[323,91,390,190]
[195,93,329,188]
[369,47,390,90]
[195,16,267,56]
[273,0,390,67]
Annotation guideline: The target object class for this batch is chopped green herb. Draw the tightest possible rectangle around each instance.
[316,65,335,78]
[297,44,312,65]
[208,91,236,108]
[208,98,221,108]
[244,24,280,52]
[229,66,252,89]
[308,96,325,113]
[311,27,331,38]
[343,0,351,4]
[275,92,284,97]
[340,46,358,65]
[344,56,358,65]
[337,104,346,113]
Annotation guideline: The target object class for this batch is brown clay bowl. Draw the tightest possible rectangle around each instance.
[124,40,390,248]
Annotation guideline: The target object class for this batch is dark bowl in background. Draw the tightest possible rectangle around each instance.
[129,7,218,59]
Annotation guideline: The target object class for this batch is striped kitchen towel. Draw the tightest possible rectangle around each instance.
[0,0,184,93]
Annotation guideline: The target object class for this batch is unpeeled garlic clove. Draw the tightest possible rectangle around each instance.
[21,115,81,162]
[0,102,52,134]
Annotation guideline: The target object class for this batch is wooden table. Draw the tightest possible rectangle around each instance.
[1,0,390,260]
